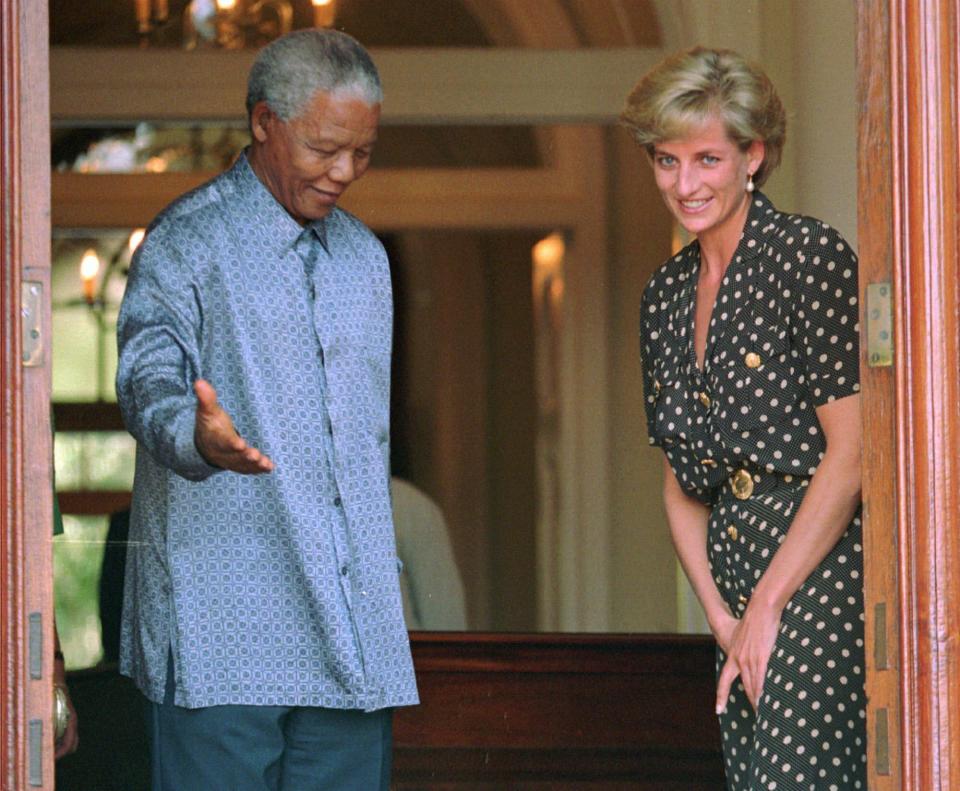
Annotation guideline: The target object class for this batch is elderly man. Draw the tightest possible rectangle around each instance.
[116,29,417,791]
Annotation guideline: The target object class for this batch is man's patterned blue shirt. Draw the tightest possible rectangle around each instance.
[116,152,418,711]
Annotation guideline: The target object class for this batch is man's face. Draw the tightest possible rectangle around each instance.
[249,89,380,224]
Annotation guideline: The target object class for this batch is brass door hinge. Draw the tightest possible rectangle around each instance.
[866,282,893,367]
[21,281,44,367]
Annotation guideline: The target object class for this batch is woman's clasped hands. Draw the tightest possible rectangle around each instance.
[713,600,783,714]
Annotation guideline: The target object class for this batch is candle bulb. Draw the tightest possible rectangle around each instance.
[128,228,146,256]
[80,249,101,304]
[311,0,335,28]
[135,0,152,34]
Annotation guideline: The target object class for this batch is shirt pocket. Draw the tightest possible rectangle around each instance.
[713,310,800,435]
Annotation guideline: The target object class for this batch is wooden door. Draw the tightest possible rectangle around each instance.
[1,0,53,789]
[2,2,960,789]
[858,0,960,788]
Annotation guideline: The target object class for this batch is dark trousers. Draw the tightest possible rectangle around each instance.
[147,656,393,791]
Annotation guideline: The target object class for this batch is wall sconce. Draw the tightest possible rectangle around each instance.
[69,230,145,400]
[76,229,145,310]
[79,249,102,306]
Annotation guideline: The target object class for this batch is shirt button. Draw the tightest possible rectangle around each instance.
[738,593,749,605]
[699,392,711,408]
[700,458,718,468]
[726,525,739,540]
[333,496,342,507]
[340,564,349,576]
[745,352,762,368]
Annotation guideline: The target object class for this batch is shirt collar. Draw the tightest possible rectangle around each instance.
[230,150,331,255]
[733,190,779,262]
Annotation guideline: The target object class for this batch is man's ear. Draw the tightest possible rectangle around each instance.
[250,101,274,143]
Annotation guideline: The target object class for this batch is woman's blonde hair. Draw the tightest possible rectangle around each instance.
[620,46,786,187]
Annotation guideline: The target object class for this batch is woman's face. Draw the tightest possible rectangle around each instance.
[651,113,764,246]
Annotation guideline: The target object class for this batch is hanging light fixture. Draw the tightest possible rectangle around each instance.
[311,0,337,28]
[135,0,172,43]
[181,0,294,49]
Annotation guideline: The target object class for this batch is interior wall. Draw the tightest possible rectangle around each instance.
[606,126,676,633]
[788,0,858,247]
[391,231,540,632]
[605,1,857,632]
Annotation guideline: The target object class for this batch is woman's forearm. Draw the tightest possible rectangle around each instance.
[661,456,732,630]
[751,396,862,613]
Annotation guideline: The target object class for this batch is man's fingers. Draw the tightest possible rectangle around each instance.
[716,659,738,714]
[192,378,275,473]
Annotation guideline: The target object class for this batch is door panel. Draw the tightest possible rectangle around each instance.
[1,0,53,788]
[857,1,901,787]
[859,1,960,789]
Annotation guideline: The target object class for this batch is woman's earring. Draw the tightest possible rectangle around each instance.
[746,174,755,193]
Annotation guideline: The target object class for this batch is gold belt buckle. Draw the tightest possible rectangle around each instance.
[730,469,754,500]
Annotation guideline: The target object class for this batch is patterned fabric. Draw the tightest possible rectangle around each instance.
[711,478,865,791]
[116,151,417,711]
[640,191,861,504]
[640,193,866,790]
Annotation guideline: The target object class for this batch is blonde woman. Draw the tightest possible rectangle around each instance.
[623,47,865,790]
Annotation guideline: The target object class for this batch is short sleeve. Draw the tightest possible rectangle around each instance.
[794,225,861,406]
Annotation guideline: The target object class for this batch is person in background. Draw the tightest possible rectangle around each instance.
[52,623,79,758]
[623,47,865,790]
[53,493,79,759]
[391,477,467,631]
[115,28,417,791]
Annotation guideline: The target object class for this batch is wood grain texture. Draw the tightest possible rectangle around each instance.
[856,0,902,787]
[393,633,724,789]
[889,1,960,789]
[1,0,53,788]
[0,3,25,785]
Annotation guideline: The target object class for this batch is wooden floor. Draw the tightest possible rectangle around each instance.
[56,633,724,790]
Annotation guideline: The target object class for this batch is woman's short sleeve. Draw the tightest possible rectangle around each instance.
[794,225,861,406]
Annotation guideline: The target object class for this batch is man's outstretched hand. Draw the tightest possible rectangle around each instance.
[193,379,275,474]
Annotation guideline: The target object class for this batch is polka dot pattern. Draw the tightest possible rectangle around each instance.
[638,192,865,788]
[640,192,860,502]
[711,488,866,790]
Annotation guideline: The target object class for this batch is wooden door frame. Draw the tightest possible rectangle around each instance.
[1,0,53,789]
[3,2,959,789]
[858,0,960,788]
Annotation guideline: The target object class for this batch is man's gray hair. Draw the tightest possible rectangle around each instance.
[246,29,382,123]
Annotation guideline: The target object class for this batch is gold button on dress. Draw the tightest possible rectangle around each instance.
[730,469,754,499]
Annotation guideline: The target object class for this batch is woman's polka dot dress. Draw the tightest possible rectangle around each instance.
[640,192,866,790]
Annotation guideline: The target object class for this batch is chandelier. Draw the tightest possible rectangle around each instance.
[134,0,337,49]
